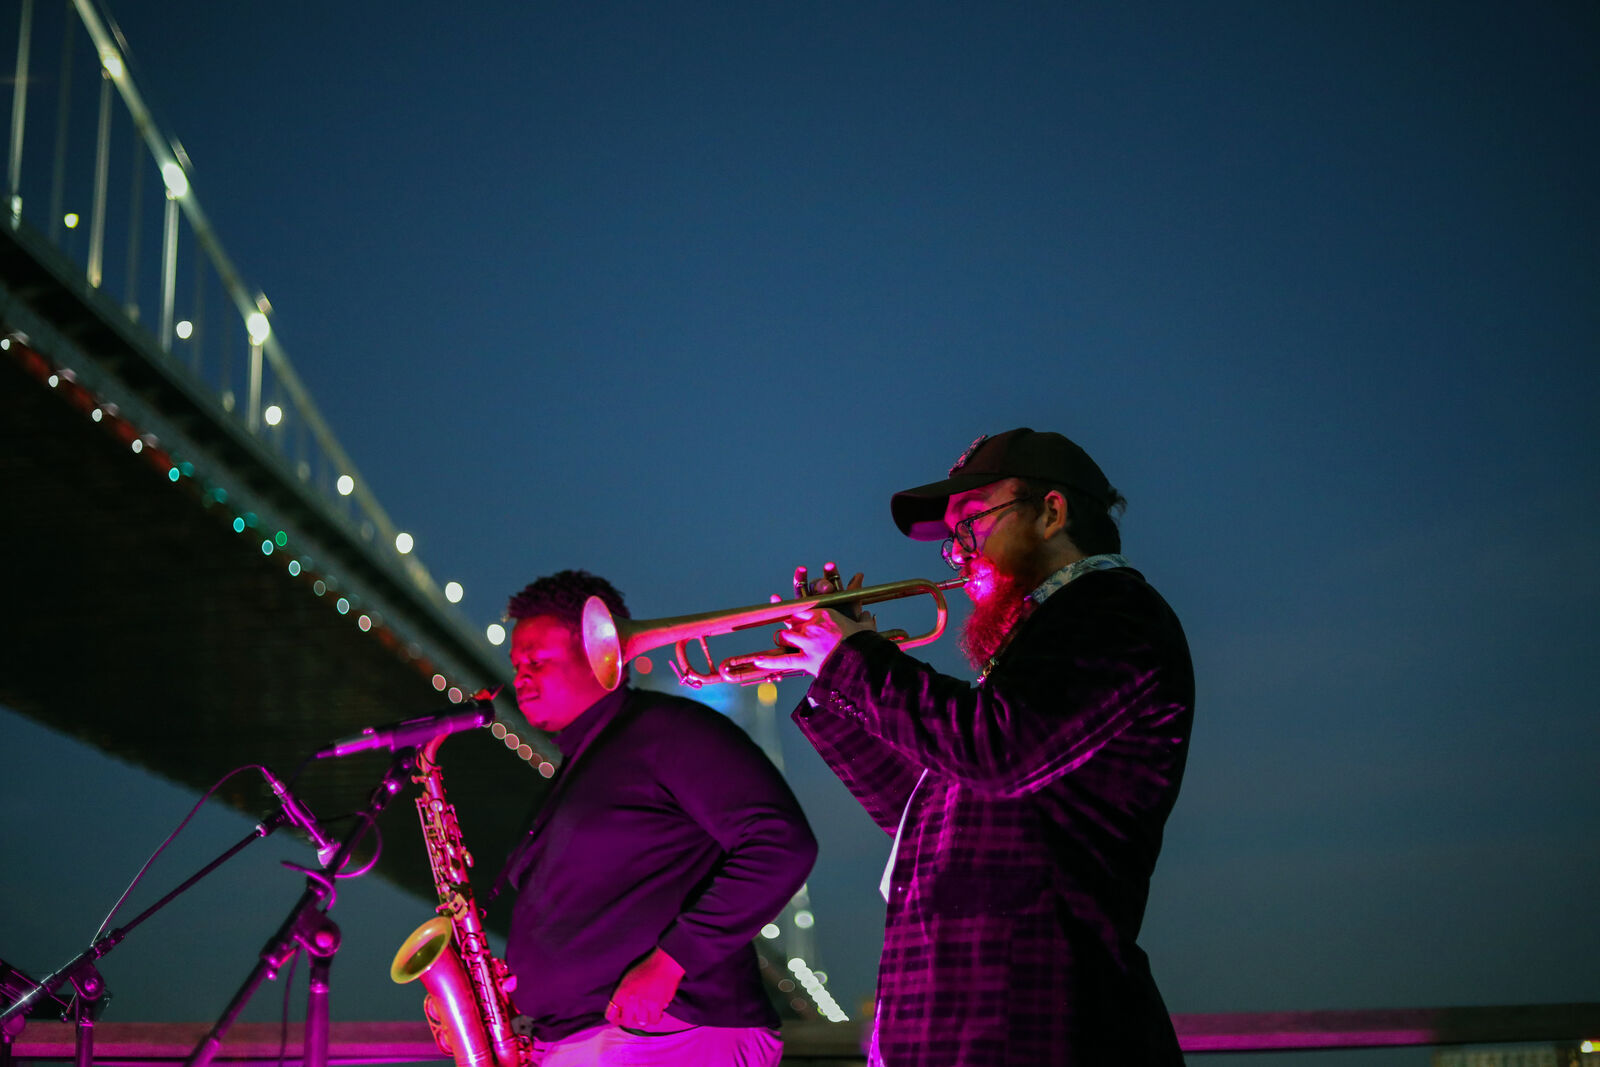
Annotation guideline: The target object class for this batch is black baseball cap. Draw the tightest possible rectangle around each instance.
[890,427,1115,541]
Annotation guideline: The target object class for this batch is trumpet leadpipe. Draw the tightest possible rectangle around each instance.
[581,576,966,691]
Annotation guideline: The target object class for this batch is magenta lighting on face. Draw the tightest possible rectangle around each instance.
[962,556,998,602]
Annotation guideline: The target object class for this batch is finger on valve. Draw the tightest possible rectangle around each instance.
[818,562,868,618]
[821,561,842,592]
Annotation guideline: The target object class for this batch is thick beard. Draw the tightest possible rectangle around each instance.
[958,562,1035,670]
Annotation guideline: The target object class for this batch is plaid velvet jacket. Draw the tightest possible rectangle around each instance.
[794,566,1193,1066]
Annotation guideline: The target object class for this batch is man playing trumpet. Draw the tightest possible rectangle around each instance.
[753,428,1195,1066]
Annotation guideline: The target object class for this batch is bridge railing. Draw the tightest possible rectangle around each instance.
[4,0,428,596]
[10,1006,1600,1063]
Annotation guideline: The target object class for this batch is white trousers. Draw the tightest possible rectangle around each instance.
[536,1012,782,1067]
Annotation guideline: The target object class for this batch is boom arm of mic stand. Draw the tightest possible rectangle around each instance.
[184,749,420,1067]
[0,810,300,1029]
[2,810,314,1067]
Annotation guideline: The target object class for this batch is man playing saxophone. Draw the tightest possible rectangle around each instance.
[753,428,1195,1066]
[496,569,816,1066]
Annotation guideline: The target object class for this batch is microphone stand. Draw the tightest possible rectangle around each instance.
[184,749,419,1067]
[0,808,302,1067]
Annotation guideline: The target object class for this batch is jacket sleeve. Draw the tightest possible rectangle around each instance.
[808,574,1192,800]
[653,712,818,977]
[792,695,924,836]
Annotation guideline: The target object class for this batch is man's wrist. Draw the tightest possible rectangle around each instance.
[649,946,685,980]
[818,626,878,680]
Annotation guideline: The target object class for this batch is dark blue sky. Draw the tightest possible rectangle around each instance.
[4,4,1596,1064]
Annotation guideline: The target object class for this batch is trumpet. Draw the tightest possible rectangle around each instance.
[581,576,967,690]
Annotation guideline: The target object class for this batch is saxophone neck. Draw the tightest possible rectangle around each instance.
[414,733,448,778]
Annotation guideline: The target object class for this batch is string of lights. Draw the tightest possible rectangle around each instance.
[3,329,553,773]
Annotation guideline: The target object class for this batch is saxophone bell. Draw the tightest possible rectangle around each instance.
[392,918,500,1067]
[392,732,532,1067]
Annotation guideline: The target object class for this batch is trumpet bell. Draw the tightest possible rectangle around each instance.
[582,596,625,692]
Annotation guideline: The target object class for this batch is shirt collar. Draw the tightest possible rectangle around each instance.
[973,553,1131,684]
[551,684,629,761]
[1028,553,1131,605]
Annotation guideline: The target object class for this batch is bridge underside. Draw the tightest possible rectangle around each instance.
[0,275,546,929]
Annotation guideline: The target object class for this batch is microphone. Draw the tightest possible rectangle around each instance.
[260,767,341,868]
[313,700,496,760]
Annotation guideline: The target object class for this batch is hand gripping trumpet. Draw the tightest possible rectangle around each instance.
[581,575,967,690]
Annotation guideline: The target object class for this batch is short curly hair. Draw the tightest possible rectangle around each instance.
[505,569,630,629]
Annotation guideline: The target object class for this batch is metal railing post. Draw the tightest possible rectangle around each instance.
[49,17,74,244]
[160,193,178,351]
[248,339,263,431]
[7,0,31,221]
[88,74,111,287]
[123,140,142,319]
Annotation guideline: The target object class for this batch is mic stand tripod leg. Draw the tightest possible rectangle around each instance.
[0,817,293,1032]
[301,913,339,1067]
[183,886,335,1067]
[72,1013,91,1067]
[68,965,106,1067]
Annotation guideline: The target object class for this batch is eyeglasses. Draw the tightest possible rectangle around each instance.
[940,496,1035,571]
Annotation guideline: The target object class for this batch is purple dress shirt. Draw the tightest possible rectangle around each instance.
[504,685,816,1042]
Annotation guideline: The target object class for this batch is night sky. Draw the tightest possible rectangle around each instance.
[4,4,1596,1065]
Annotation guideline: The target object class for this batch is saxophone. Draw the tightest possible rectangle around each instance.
[390,729,533,1067]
